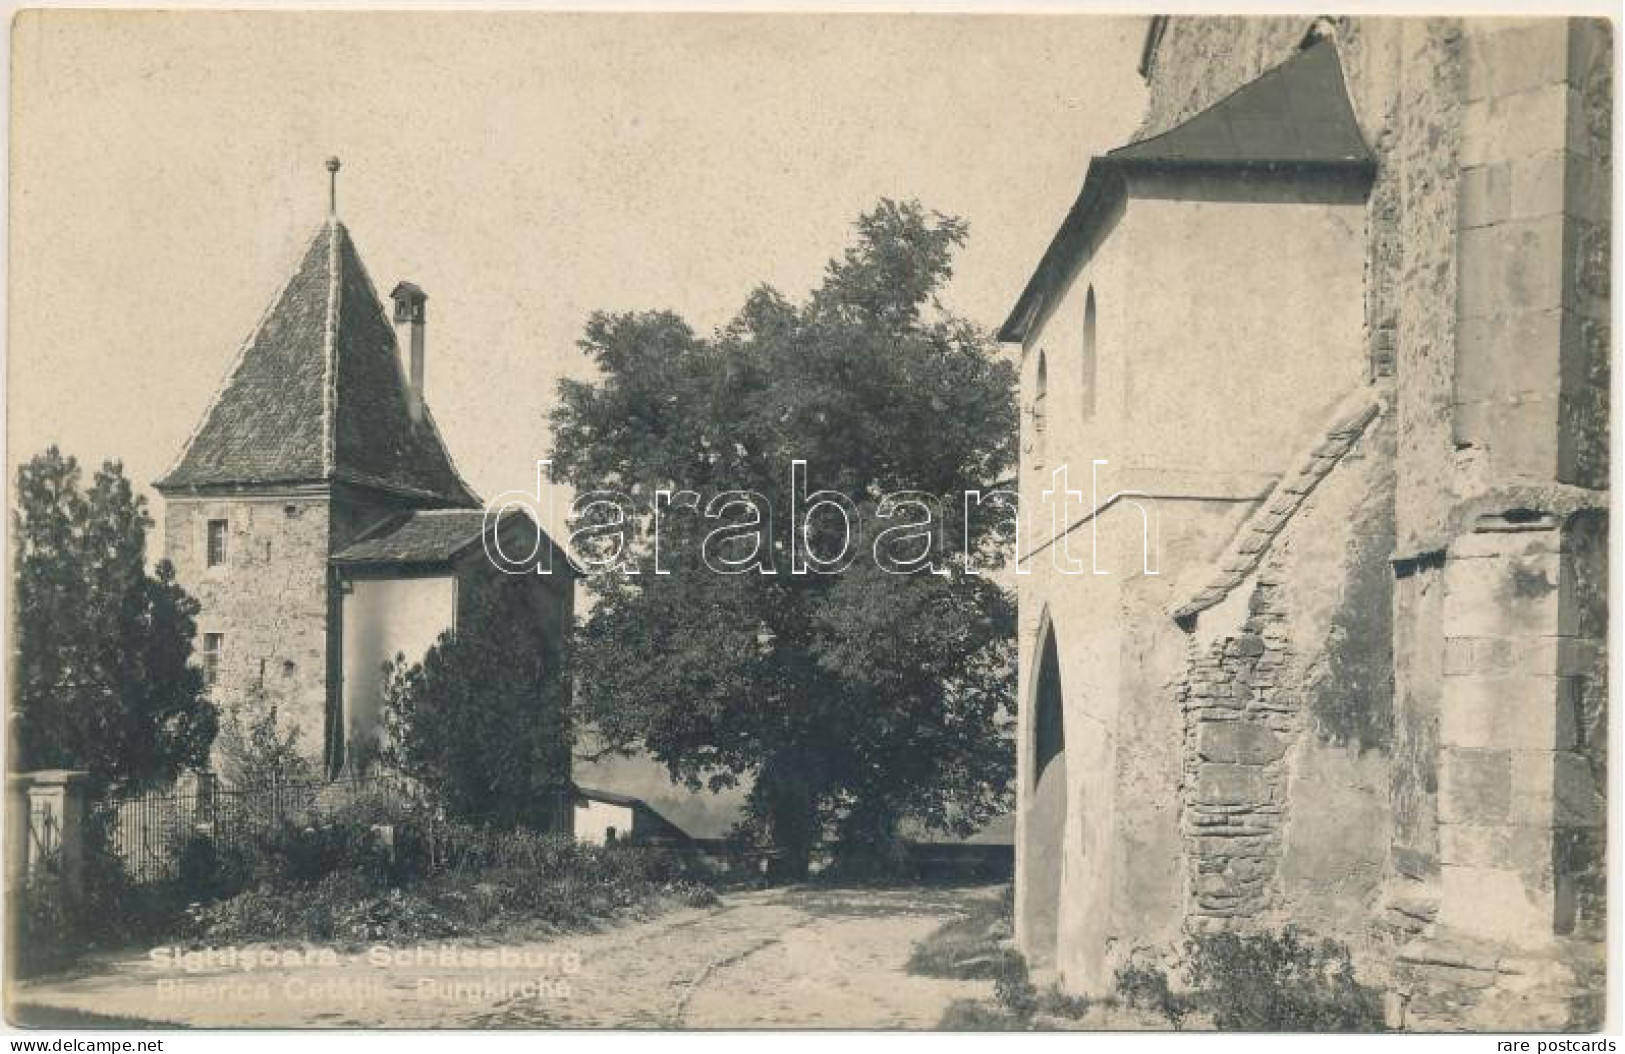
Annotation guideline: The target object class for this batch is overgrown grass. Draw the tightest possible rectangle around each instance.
[914,888,1098,1031]
[905,886,1018,980]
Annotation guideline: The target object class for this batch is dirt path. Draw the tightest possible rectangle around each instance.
[10,885,1000,1029]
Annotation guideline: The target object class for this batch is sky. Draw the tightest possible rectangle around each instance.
[9,10,1147,544]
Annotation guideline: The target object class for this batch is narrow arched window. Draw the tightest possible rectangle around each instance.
[1081,287,1097,420]
[1031,351,1048,469]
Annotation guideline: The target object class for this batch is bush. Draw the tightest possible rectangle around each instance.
[183,816,716,945]
[993,955,1038,1017]
[380,577,572,829]
[1115,960,1188,1027]
[1184,928,1384,1031]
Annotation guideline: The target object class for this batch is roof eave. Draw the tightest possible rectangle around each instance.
[154,476,332,498]
[997,157,1127,345]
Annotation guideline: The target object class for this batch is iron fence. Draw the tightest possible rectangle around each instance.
[100,773,418,883]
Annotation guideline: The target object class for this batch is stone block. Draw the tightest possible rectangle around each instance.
[1507,151,1570,221]
[1459,216,1568,317]
[1195,763,1269,807]
[1463,21,1571,103]
[1560,150,1611,224]
[1459,84,1570,166]
[1508,749,1603,827]
[1439,863,1554,945]
[1197,721,1286,765]
[1557,751,1602,828]
[1454,310,1564,403]
[1439,674,1579,750]
[1442,550,1563,638]
[1439,822,1552,873]
[1551,636,1604,677]
[1564,215,1611,319]
[1439,747,1512,825]
[1226,634,1264,658]
[1459,163,1510,228]
[1453,396,1565,481]
[1557,550,1602,638]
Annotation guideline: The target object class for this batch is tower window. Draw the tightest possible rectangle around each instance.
[202,633,223,688]
[1081,287,1097,420]
[1031,351,1049,469]
[206,519,229,567]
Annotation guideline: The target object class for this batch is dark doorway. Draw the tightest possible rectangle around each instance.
[1024,622,1067,969]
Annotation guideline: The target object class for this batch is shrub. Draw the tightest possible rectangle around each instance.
[183,816,716,946]
[215,701,313,789]
[993,955,1038,1018]
[380,577,572,829]
[1115,960,1188,1027]
[1183,928,1384,1031]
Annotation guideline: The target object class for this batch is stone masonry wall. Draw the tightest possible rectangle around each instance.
[165,494,333,772]
[1177,577,1294,923]
[1175,404,1395,940]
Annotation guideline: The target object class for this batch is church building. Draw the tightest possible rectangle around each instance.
[155,163,574,785]
[1003,18,1608,1029]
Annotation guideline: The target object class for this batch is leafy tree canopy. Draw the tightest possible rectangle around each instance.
[549,200,1018,876]
[12,447,217,793]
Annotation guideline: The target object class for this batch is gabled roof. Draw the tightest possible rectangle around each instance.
[331,507,580,575]
[999,39,1374,344]
[157,218,479,507]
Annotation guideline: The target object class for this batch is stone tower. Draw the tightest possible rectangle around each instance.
[155,204,484,776]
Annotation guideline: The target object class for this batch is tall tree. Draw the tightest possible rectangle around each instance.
[551,200,1018,876]
[12,447,217,792]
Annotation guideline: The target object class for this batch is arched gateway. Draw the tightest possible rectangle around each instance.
[1022,620,1067,970]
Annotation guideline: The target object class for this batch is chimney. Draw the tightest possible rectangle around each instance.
[390,282,427,424]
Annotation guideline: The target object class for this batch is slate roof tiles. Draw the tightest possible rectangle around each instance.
[157,219,479,508]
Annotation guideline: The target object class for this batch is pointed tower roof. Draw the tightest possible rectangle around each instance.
[157,218,479,507]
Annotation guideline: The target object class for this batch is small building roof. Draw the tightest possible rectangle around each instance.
[157,218,480,507]
[330,509,491,565]
[576,786,645,808]
[999,39,1374,344]
[576,786,693,843]
[330,507,578,573]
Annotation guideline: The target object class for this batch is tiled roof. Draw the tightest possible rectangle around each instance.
[157,219,479,507]
[330,508,579,574]
[329,509,491,565]
[999,39,1374,344]
[1172,393,1381,625]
